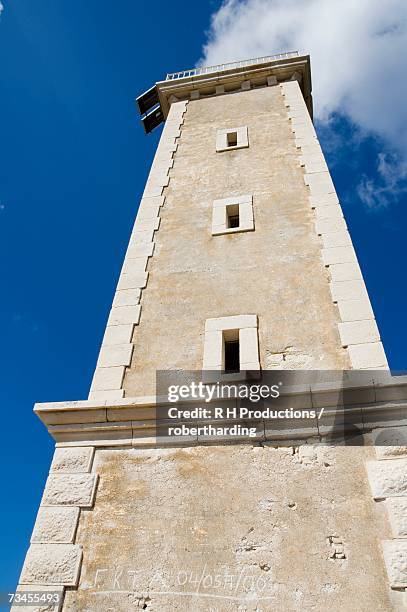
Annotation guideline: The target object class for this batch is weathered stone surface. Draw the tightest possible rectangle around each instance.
[386,498,407,538]
[20,544,82,586]
[382,540,407,587]
[367,459,407,499]
[372,427,407,460]
[42,473,98,507]
[31,506,80,543]
[62,445,393,611]
[11,585,64,612]
[50,447,94,473]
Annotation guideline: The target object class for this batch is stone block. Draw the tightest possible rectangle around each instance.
[314,205,343,221]
[202,330,223,369]
[155,141,177,156]
[375,379,407,403]
[20,544,82,586]
[121,256,148,275]
[367,458,407,499]
[337,299,374,322]
[293,124,316,139]
[213,194,252,207]
[116,271,148,291]
[322,246,357,266]
[102,324,133,346]
[142,183,164,198]
[88,389,124,401]
[382,540,407,587]
[129,229,155,244]
[295,136,318,148]
[298,143,323,157]
[90,366,125,391]
[31,507,80,544]
[133,216,161,232]
[330,280,368,302]
[138,195,165,209]
[161,126,180,139]
[309,193,339,208]
[107,304,141,326]
[322,231,352,249]
[239,327,260,369]
[348,342,387,369]
[329,262,362,282]
[386,498,407,537]
[97,344,134,368]
[287,111,308,121]
[134,205,161,221]
[149,160,173,176]
[372,427,407,460]
[126,241,154,259]
[112,288,141,307]
[42,473,98,507]
[305,172,336,195]
[11,585,65,612]
[50,421,133,445]
[301,159,328,174]
[205,314,257,331]
[338,320,380,346]
[291,115,313,128]
[34,402,106,426]
[50,447,94,473]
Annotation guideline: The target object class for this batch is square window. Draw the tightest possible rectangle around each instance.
[226,204,240,229]
[203,315,260,380]
[216,126,249,152]
[212,195,254,236]
[223,329,240,373]
[226,131,238,147]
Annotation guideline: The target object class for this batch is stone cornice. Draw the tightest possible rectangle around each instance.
[155,54,313,119]
[34,373,407,447]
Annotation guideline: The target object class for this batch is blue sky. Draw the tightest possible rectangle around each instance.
[0,0,405,595]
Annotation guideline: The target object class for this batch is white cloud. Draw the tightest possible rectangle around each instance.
[199,0,407,207]
[358,152,407,209]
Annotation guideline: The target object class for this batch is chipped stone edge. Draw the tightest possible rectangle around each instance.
[366,436,407,591]
[15,446,99,604]
[280,79,388,370]
[88,100,189,400]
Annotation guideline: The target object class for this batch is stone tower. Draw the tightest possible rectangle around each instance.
[14,54,407,611]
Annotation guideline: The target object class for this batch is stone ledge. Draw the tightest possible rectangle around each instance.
[36,404,407,448]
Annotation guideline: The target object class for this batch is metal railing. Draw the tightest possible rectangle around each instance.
[165,51,299,81]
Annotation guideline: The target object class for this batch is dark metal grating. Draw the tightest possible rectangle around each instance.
[136,85,159,115]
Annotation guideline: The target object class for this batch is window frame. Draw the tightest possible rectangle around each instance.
[202,315,260,381]
[216,126,249,152]
[211,195,254,236]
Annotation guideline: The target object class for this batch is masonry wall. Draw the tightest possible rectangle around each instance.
[123,84,350,398]
[62,443,394,611]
